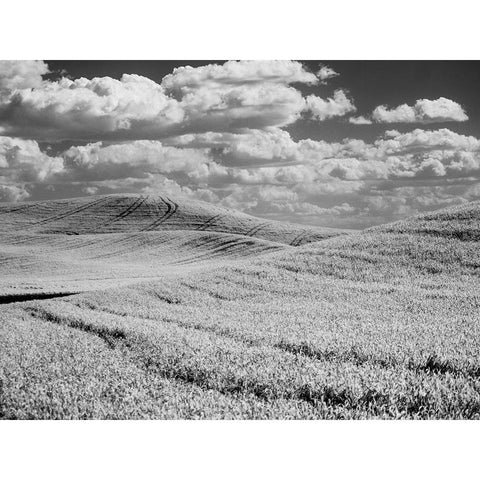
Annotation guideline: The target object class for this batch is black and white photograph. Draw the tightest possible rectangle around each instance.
[1,1,479,479]
[2,58,479,420]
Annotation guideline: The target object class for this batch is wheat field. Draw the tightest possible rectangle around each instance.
[1,195,479,419]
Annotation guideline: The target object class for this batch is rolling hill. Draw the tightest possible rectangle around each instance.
[0,194,348,297]
[1,197,479,419]
[369,200,480,241]
[0,193,346,244]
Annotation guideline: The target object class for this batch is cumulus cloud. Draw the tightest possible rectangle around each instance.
[0,60,476,229]
[62,140,211,181]
[0,60,49,93]
[0,184,30,202]
[317,65,339,83]
[162,127,480,226]
[82,185,99,195]
[166,127,480,183]
[0,61,354,141]
[161,61,323,132]
[372,97,468,124]
[161,60,319,93]
[0,74,184,140]
[349,116,372,125]
[2,127,479,229]
[305,90,356,120]
[179,81,308,131]
[165,128,339,167]
[218,184,353,218]
[373,128,480,156]
[0,136,63,182]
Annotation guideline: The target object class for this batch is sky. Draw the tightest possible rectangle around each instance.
[0,60,479,229]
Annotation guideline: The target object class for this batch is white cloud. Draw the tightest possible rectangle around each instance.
[0,136,63,182]
[0,60,476,229]
[0,60,49,93]
[179,81,308,131]
[317,65,339,83]
[2,128,479,229]
[162,127,480,226]
[141,176,221,203]
[0,74,184,140]
[372,97,468,124]
[0,61,354,141]
[62,140,212,182]
[305,90,356,120]
[165,127,480,183]
[161,61,320,132]
[0,183,30,202]
[374,128,480,155]
[165,128,338,167]
[161,60,318,93]
[82,185,99,195]
[349,116,372,125]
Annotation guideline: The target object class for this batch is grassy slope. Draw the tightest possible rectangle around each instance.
[369,200,480,240]
[1,200,479,419]
[0,194,346,244]
[0,194,347,296]
[0,230,287,295]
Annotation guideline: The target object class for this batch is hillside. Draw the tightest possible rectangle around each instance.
[0,230,289,297]
[369,200,480,241]
[0,194,346,245]
[1,199,479,419]
[0,194,349,297]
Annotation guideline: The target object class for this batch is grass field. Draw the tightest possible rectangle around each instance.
[1,196,479,419]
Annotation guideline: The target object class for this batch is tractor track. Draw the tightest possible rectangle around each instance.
[102,195,149,227]
[290,231,308,247]
[197,214,223,231]
[0,203,39,216]
[244,221,270,238]
[171,237,276,265]
[143,196,178,231]
[27,197,111,227]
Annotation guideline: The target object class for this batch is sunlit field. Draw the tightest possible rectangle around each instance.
[1,195,479,419]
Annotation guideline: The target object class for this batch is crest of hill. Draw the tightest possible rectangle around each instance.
[0,194,349,246]
[367,200,480,241]
[250,200,480,282]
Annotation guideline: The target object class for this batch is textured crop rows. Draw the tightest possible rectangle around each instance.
[1,198,479,418]
[0,194,346,245]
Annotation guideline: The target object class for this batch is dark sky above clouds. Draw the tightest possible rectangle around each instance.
[1,60,479,228]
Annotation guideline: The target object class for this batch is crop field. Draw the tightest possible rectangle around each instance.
[1,195,479,419]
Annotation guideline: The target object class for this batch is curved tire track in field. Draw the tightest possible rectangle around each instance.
[171,240,245,265]
[290,231,308,247]
[143,196,178,231]
[244,221,271,238]
[32,300,479,416]
[172,238,254,265]
[197,214,223,231]
[102,195,148,227]
[58,298,480,385]
[0,203,38,216]
[171,236,283,266]
[28,197,111,228]
[90,232,156,258]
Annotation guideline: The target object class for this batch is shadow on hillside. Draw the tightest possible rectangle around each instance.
[0,292,78,305]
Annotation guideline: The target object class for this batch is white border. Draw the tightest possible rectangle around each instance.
[1,1,479,478]
[0,0,479,59]
[1,420,479,479]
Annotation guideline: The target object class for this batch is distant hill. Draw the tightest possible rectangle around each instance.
[0,194,351,296]
[0,194,348,246]
[261,200,480,283]
[368,200,480,241]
